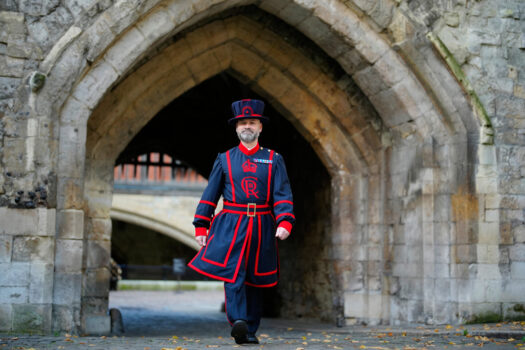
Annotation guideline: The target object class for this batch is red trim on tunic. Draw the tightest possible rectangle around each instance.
[195,227,207,237]
[199,200,217,207]
[276,212,295,220]
[255,217,277,276]
[188,220,250,283]
[226,150,236,202]
[202,216,242,267]
[245,217,253,268]
[238,142,260,156]
[244,281,278,288]
[194,214,211,221]
[277,220,293,233]
[274,200,293,207]
[224,201,269,208]
[266,150,274,201]
[187,262,236,283]
[222,209,272,215]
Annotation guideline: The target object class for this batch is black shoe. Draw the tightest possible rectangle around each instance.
[231,320,248,344]
[246,334,259,344]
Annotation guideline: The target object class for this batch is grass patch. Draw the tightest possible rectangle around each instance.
[116,280,223,291]
[118,283,197,291]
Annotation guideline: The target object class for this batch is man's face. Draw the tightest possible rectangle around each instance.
[236,118,262,143]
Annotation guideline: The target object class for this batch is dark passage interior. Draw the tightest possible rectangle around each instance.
[112,73,333,320]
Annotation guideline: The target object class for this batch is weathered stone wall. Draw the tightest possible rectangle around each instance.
[0,0,524,334]
[428,0,525,322]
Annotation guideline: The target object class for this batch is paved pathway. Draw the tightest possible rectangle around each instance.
[2,290,525,349]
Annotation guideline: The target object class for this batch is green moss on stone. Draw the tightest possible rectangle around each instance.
[466,312,502,324]
[512,304,525,313]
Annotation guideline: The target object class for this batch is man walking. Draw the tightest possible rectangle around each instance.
[188,99,295,344]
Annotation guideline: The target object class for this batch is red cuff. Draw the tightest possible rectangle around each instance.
[277,221,293,234]
[195,227,208,237]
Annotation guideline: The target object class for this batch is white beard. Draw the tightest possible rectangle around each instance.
[237,129,260,143]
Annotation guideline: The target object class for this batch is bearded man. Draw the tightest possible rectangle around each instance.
[188,99,295,344]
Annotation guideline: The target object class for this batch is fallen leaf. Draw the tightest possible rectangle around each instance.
[508,338,515,342]
[435,329,440,333]
[446,325,453,329]
[287,327,293,331]
[359,346,366,349]
[296,348,305,350]
[144,347,150,350]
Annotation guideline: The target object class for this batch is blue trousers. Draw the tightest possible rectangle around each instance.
[224,260,263,335]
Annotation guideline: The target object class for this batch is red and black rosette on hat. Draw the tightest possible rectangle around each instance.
[228,99,270,125]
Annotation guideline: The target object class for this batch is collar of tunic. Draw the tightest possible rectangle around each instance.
[238,142,260,156]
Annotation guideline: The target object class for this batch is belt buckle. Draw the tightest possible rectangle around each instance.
[247,203,256,217]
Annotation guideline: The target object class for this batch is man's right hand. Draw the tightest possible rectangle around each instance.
[196,236,207,247]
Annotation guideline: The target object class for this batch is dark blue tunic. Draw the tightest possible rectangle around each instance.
[188,143,295,287]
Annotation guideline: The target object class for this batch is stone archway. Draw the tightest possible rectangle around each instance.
[82,14,368,326]
[37,0,482,333]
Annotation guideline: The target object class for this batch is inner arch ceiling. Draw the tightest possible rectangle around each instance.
[86,12,383,178]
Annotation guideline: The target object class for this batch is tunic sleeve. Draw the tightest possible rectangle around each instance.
[272,153,295,233]
[192,155,224,236]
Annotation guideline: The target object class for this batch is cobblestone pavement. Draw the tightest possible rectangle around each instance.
[2,291,525,350]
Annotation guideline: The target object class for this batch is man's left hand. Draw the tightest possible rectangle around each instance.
[275,227,290,240]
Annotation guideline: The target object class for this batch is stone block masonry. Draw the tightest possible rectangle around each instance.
[0,208,56,332]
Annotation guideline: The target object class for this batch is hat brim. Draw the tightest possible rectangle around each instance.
[228,115,270,125]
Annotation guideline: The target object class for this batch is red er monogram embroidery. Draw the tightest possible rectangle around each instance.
[241,177,259,198]
[242,159,257,173]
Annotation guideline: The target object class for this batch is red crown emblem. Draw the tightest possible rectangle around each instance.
[242,159,257,173]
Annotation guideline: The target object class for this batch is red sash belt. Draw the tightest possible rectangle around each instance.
[223,201,271,217]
